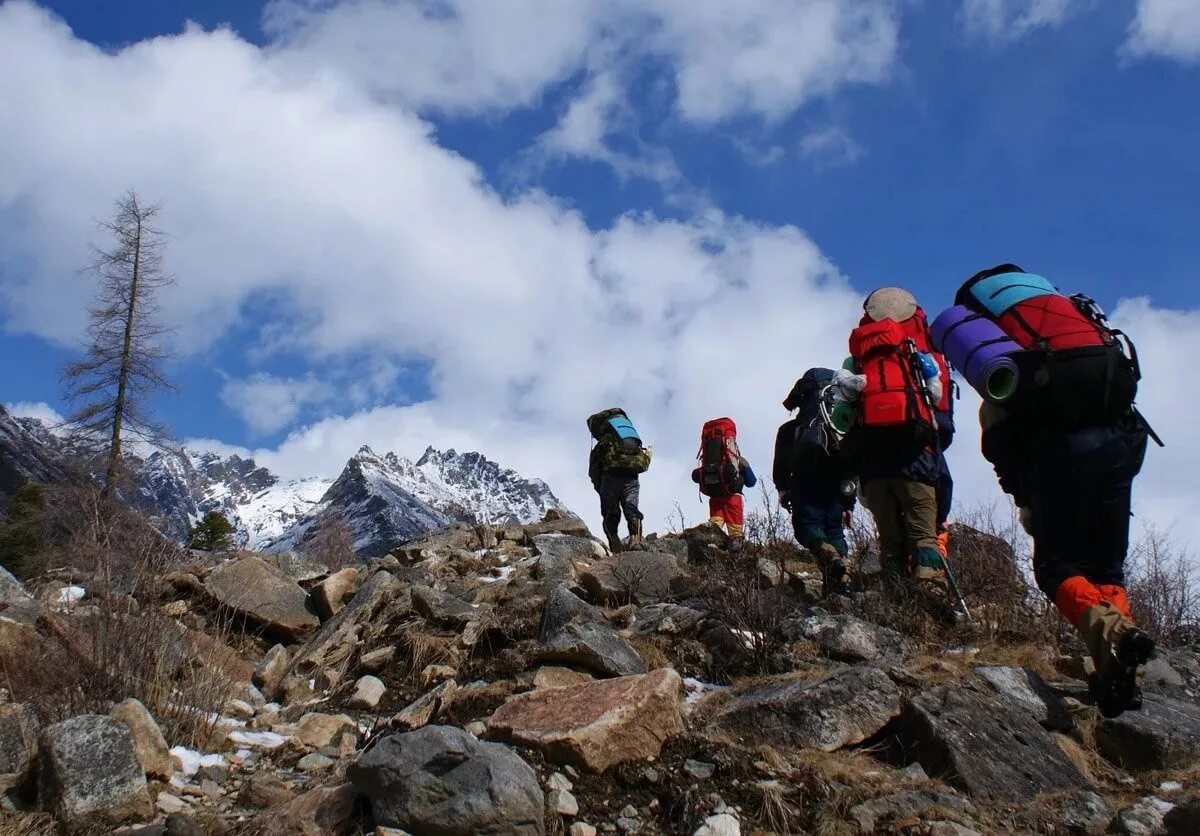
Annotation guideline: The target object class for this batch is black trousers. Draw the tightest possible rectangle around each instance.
[599,473,642,532]
[1026,423,1146,598]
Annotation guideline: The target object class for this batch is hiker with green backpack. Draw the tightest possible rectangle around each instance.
[932,264,1160,717]
[773,368,858,596]
[587,408,652,552]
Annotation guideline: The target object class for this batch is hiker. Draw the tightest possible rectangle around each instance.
[691,417,757,552]
[839,287,954,595]
[587,408,652,552]
[934,264,1156,717]
[774,368,858,596]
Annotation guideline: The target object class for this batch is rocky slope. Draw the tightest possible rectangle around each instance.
[2,518,1198,835]
[0,405,567,554]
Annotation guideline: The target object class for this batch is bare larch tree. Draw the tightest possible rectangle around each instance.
[63,191,175,498]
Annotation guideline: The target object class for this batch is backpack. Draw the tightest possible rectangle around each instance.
[954,264,1139,425]
[697,417,743,498]
[848,318,936,449]
[587,408,652,474]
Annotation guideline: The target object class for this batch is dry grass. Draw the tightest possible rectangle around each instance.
[0,813,56,836]
[398,620,457,682]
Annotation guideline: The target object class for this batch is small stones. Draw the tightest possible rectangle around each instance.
[348,675,387,710]
[549,786,580,817]
[297,752,335,772]
[684,759,716,780]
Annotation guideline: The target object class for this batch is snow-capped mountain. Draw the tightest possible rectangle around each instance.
[0,405,567,555]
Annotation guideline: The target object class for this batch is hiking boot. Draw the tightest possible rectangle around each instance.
[603,522,624,554]
[729,536,744,554]
[628,518,644,549]
[1078,604,1154,718]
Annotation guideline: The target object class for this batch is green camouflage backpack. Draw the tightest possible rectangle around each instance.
[587,408,652,474]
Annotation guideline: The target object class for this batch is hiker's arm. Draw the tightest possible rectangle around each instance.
[741,459,758,489]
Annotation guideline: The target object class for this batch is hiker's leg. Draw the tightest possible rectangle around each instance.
[861,479,905,576]
[823,494,850,558]
[725,494,745,539]
[898,480,944,584]
[599,474,624,551]
[790,482,827,554]
[708,496,726,531]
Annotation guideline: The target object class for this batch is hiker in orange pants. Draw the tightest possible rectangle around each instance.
[692,417,757,551]
[708,492,745,538]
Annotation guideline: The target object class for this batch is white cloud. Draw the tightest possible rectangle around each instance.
[799,126,863,168]
[265,0,901,124]
[220,374,331,435]
[1125,0,1200,62]
[5,401,63,425]
[959,0,1086,40]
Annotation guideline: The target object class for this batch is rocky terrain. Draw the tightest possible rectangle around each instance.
[0,404,565,554]
[0,510,1198,835]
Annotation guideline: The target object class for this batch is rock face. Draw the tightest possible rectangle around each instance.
[972,665,1072,731]
[1094,695,1200,771]
[37,715,152,829]
[536,586,645,678]
[350,725,545,834]
[579,551,691,605]
[714,666,902,752]
[532,533,602,562]
[0,703,39,796]
[488,668,684,772]
[205,555,318,638]
[786,614,911,663]
[110,698,172,780]
[0,404,72,513]
[897,681,1088,802]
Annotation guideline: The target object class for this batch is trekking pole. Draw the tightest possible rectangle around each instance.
[904,339,972,622]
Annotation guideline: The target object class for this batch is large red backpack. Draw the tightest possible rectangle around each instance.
[697,418,743,498]
[848,318,936,447]
[955,264,1139,425]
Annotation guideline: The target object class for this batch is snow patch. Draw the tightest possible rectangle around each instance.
[228,730,287,749]
[170,746,225,779]
[56,586,85,607]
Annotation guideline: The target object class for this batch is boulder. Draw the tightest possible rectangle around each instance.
[1110,799,1167,836]
[0,564,31,606]
[1164,798,1200,836]
[391,679,458,731]
[0,703,39,796]
[287,571,404,689]
[238,772,295,809]
[110,698,172,780]
[295,713,357,750]
[254,643,291,697]
[1140,657,1191,702]
[205,555,318,639]
[253,781,357,836]
[273,551,332,582]
[896,681,1089,802]
[350,725,545,834]
[714,666,902,752]
[349,674,387,710]
[972,666,1073,731]
[533,666,593,690]
[532,533,603,562]
[632,603,704,637]
[38,715,152,830]
[847,790,973,834]
[412,584,485,628]
[537,586,644,678]
[522,514,591,541]
[1094,695,1200,771]
[312,567,362,620]
[488,668,684,772]
[1053,790,1112,835]
[785,614,911,663]
[579,552,691,605]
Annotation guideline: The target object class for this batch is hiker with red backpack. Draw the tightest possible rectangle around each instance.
[933,264,1160,718]
[839,287,955,600]
[691,418,757,552]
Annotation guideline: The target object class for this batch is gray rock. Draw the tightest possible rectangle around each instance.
[633,603,704,637]
[848,789,973,833]
[1053,790,1111,835]
[532,534,601,561]
[641,536,689,562]
[1164,797,1200,835]
[579,552,692,605]
[1140,657,1192,702]
[897,681,1089,802]
[973,665,1073,731]
[537,586,644,678]
[683,759,715,779]
[786,614,910,663]
[0,703,39,796]
[1110,799,1167,836]
[254,643,290,697]
[349,724,545,834]
[205,555,318,639]
[534,552,577,584]
[0,564,31,606]
[273,551,331,582]
[164,814,206,836]
[1095,695,1200,771]
[413,584,484,628]
[38,714,151,829]
[714,666,902,751]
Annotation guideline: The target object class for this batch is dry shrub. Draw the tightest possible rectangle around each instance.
[742,484,793,549]
[397,620,455,681]
[0,813,56,836]
[0,485,234,748]
[1126,524,1200,646]
[697,553,800,676]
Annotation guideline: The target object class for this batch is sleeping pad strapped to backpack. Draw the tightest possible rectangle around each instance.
[954,264,1139,425]
[697,418,743,498]
[587,408,652,474]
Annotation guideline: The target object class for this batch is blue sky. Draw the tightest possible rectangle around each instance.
[2,0,1199,541]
